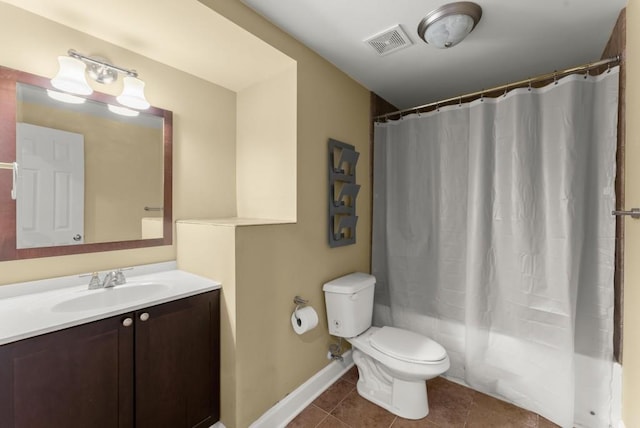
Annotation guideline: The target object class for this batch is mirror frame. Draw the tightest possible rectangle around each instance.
[0,65,173,261]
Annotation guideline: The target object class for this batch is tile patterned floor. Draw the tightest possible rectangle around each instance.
[287,367,560,428]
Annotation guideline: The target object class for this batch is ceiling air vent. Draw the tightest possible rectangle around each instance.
[364,25,412,56]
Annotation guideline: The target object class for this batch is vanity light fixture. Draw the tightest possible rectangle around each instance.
[51,56,93,95]
[417,2,482,49]
[117,76,150,110]
[50,49,150,110]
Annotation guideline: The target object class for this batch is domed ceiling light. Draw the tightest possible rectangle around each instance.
[417,2,482,49]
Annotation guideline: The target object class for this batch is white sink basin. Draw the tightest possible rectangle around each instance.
[0,265,221,345]
[52,283,170,313]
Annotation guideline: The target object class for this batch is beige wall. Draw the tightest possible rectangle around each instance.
[237,65,297,221]
[189,2,371,426]
[0,2,237,283]
[624,1,639,426]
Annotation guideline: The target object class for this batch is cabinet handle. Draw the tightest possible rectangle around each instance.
[122,317,133,327]
[139,312,150,321]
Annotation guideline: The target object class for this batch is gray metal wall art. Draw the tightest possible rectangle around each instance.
[328,139,360,247]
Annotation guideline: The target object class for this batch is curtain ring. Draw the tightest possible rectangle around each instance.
[607,63,611,74]
[554,73,558,85]
[458,96,462,107]
[436,103,440,112]
[480,92,484,102]
[503,89,508,98]
[528,81,532,92]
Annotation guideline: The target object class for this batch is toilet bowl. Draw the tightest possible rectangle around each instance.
[323,273,450,420]
[347,326,450,419]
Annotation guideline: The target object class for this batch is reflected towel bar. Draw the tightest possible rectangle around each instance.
[0,161,18,200]
[612,208,640,219]
[144,206,163,211]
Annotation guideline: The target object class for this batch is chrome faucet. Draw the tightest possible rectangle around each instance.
[102,271,118,288]
[114,269,128,285]
[103,269,129,288]
[81,268,132,289]
[81,272,102,290]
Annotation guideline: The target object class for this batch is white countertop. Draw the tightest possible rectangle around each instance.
[0,261,221,345]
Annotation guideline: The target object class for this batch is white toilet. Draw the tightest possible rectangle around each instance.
[323,272,450,420]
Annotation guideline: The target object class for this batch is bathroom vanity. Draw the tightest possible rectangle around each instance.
[0,263,221,428]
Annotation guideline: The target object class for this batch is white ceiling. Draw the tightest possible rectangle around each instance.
[239,0,626,110]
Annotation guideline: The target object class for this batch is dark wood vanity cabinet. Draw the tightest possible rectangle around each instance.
[0,310,134,428]
[135,290,220,428]
[0,290,220,428]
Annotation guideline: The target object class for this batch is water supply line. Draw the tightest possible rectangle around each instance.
[328,338,344,361]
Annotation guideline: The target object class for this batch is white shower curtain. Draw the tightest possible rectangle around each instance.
[372,67,619,428]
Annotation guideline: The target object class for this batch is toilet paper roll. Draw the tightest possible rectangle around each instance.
[291,306,319,335]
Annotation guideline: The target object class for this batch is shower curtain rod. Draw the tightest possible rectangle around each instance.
[374,55,621,121]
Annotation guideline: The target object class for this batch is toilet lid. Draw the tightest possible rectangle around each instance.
[369,326,447,363]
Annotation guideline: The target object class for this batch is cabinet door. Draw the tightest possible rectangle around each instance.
[0,313,134,428]
[135,290,220,428]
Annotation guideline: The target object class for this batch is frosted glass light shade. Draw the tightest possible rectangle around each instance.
[417,2,482,49]
[424,14,475,48]
[117,76,150,110]
[51,56,93,95]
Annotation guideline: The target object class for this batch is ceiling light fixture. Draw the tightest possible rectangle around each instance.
[417,2,482,49]
[50,49,150,109]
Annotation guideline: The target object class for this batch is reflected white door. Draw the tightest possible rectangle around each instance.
[16,123,85,248]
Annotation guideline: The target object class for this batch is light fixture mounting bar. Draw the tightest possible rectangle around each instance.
[68,49,138,78]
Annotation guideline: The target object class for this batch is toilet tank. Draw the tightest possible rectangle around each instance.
[323,273,376,338]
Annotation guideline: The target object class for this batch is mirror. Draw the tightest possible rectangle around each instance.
[0,65,172,261]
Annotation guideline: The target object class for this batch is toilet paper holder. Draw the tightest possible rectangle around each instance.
[293,296,309,325]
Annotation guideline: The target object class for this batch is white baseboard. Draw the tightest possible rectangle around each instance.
[211,422,226,428]
[250,350,354,428]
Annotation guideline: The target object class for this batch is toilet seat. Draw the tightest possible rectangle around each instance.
[369,326,447,364]
[348,326,450,387]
